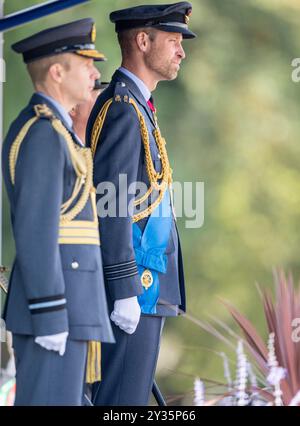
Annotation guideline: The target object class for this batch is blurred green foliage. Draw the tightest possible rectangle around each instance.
[2,0,300,404]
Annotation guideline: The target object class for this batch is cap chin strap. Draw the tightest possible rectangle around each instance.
[156,22,188,29]
[54,43,96,54]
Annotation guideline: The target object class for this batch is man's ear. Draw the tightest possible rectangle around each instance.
[48,63,64,83]
[136,31,151,53]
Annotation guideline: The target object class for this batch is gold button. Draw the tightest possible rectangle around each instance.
[71,261,79,270]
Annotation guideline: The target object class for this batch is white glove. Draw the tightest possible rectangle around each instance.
[111,296,141,334]
[35,332,69,356]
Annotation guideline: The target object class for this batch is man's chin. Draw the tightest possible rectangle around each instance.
[166,71,178,81]
[167,66,180,80]
[158,70,178,82]
[82,92,93,103]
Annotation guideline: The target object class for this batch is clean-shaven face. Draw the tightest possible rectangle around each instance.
[61,54,100,105]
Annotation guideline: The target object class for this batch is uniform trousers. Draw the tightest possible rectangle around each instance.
[13,334,87,406]
[92,315,164,406]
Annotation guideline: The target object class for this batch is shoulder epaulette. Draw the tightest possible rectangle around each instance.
[113,81,130,104]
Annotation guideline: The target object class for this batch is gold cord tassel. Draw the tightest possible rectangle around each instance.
[86,341,101,384]
[9,116,38,185]
[9,104,96,224]
[90,97,173,223]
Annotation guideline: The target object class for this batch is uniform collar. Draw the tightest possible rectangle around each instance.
[118,67,151,102]
[35,92,73,130]
[30,92,84,146]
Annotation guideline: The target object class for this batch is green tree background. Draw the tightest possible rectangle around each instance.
[2,0,300,404]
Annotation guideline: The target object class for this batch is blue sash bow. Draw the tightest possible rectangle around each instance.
[133,190,173,314]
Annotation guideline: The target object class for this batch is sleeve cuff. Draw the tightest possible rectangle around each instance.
[29,295,69,336]
[104,260,144,300]
[28,294,66,315]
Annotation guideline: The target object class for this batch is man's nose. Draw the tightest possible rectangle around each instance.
[177,43,186,60]
[92,65,101,80]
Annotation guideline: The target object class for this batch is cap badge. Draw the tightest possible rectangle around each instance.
[91,23,96,43]
[185,8,192,24]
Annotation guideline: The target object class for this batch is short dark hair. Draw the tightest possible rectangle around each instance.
[117,28,158,57]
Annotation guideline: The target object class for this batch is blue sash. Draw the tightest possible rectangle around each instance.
[132,190,173,314]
